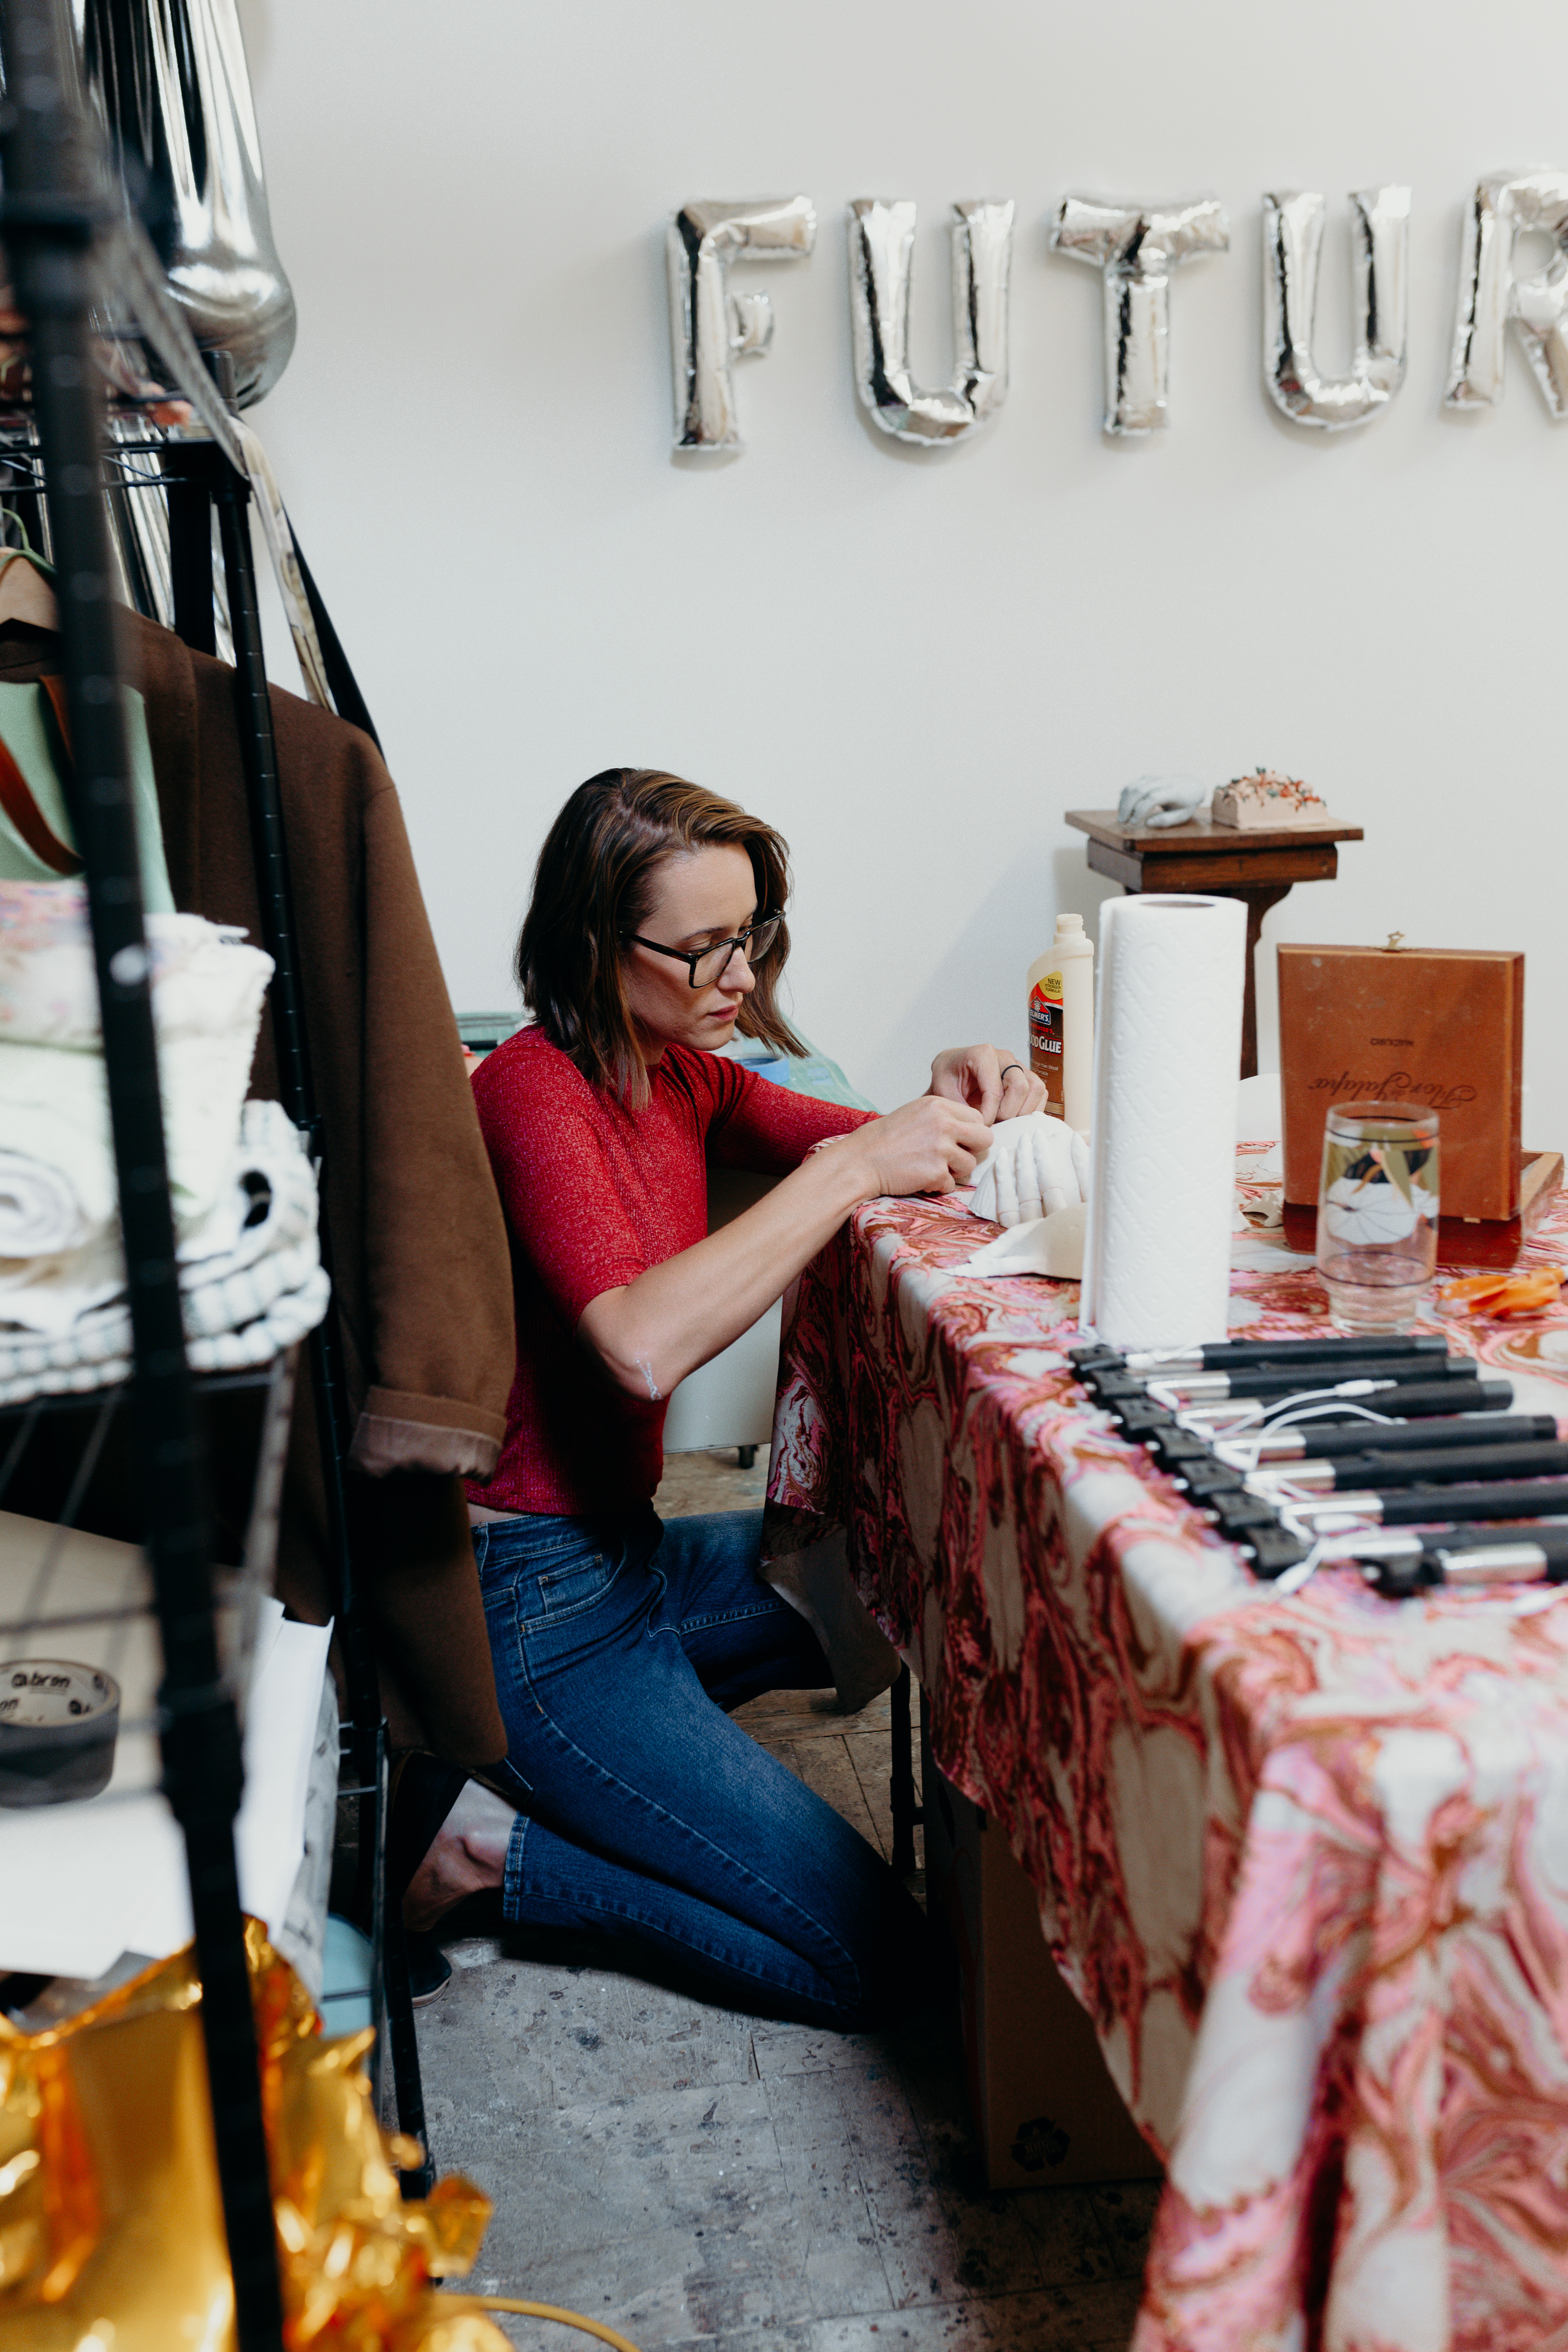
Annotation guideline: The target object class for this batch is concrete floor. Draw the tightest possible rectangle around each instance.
[421,1450,1155,2352]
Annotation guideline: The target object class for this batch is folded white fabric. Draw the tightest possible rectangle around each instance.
[0,878,270,1050]
[0,1148,93,1256]
[0,1103,329,1401]
[178,1099,320,1281]
[960,1200,1087,1279]
[969,1112,1091,1227]
[0,1044,131,1241]
[0,1222,125,1338]
[0,1264,331,1406]
[0,879,273,1248]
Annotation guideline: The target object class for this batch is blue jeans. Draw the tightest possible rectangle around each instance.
[472,1506,930,2030]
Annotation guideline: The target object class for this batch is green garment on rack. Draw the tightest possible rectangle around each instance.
[0,679,173,910]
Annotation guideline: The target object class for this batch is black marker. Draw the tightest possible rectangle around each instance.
[1249,1412,1556,1464]
[1278,1477,1568,1533]
[1250,1441,1568,1497]
[1118,1335,1450,1374]
[1352,1524,1568,1597]
[1118,1357,1480,1406]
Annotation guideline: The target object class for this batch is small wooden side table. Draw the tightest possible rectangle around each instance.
[1064,808,1365,1078]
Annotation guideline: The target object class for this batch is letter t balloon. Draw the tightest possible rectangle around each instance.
[1051,193,1229,435]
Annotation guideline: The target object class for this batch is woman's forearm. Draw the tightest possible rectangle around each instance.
[576,1142,872,1400]
[576,1089,990,1401]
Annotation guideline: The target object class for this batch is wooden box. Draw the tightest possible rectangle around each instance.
[921,1732,1160,2191]
[1278,943,1524,1220]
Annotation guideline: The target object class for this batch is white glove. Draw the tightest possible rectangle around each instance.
[1116,774,1210,830]
[969,1113,1091,1227]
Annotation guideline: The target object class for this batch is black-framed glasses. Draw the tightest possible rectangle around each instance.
[623,914,782,990]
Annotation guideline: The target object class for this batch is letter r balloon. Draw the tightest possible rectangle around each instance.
[1051,194,1229,435]
[667,197,817,452]
[1446,173,1568,417]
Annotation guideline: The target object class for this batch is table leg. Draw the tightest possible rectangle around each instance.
[1234,883,1292,1079]
[1121,876,1293,1077]
[890,1664,919,1877]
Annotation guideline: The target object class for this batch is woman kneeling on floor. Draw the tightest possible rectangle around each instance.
[403,767,1044,2028]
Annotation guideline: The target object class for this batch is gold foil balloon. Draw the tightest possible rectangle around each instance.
[0,1920,510,2352]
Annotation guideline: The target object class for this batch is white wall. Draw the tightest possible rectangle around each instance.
[240,0,1568,1140]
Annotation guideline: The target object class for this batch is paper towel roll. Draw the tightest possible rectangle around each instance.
[1080,894,1246,1348]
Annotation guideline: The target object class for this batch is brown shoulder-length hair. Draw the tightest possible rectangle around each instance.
[515,768,805,1102]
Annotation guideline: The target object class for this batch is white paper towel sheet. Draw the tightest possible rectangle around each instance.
[1080,894,1246,1348]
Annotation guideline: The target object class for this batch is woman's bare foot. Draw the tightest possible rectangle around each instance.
[403,1779,517,1932]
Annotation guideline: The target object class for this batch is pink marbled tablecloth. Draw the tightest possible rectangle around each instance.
[764,1182,1568,2352]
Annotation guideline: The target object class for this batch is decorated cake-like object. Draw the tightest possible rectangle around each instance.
[1213,768,1329,829]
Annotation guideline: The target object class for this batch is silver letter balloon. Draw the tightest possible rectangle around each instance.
[847,199,1015,445]
[78,0,297,406]
[1051,194,1228,435]
[667,197,817,452]
[1262,187,1409,430]
[1446,173,1568,418]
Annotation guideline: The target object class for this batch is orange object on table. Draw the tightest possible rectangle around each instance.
[1440,1265,1565,1317]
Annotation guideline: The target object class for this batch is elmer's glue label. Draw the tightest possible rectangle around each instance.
[1029,968,1065,1118]
[1026,914,1094,1132]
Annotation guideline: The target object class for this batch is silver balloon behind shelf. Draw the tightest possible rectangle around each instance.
[74,0,296,408]
[847,198,1014,446]
[1446,172,1568,419]
[1263,187,1410,430]
[667,197,816,452]
[1051,194,1228,435]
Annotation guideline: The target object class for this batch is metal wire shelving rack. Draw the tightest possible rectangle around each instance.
[0,3,433,2340]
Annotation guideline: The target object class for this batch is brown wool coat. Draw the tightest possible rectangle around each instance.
[0,612,514,1765]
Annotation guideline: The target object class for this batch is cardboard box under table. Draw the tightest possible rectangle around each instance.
[921,1726,1160,2192]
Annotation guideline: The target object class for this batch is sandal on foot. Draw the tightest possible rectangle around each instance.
[404,1928,453,2004]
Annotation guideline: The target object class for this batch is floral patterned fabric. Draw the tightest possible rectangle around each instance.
[764,1182,1568,2352]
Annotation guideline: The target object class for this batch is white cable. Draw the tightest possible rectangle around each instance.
[1262,1473,1336,1506]
[1258,1377,1391,1421]
[1263,1397,1396,1431]
[1271,1536,1329,1596]
[1218,1395,1399,1473]
[1177,1400,1265,1438]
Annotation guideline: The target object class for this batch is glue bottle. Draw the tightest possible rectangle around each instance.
[1028,913,1095,1134]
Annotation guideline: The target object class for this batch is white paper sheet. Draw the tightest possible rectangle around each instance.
[0,1507,329,1977]
[122,1614,332,1962]
[959,1200,1088,1278]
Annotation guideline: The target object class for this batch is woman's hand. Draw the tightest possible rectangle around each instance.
[848,1096,992,1200]
[929,1044,1046,1122]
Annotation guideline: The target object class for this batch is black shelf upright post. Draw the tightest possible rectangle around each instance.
[159,426,433,2196]
[208,450,434,2190]
[0,3,285,2344]
[160,434,384,1784]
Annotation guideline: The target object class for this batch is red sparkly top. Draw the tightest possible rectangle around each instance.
[466,1027,872,1515]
